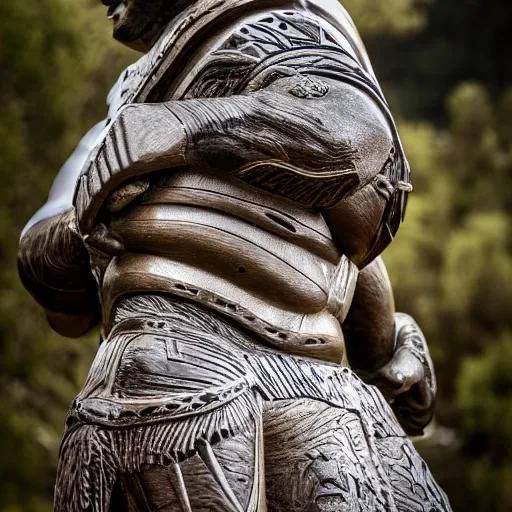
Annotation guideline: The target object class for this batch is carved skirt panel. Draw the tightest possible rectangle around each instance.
[55,296,450,511]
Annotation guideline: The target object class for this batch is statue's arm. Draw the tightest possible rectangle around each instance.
[344,256,437,435]
[343,257,396,371]
[18,121,107,337]
[76,75,394,232]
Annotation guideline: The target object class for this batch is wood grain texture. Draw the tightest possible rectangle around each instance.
[55,295,449,511]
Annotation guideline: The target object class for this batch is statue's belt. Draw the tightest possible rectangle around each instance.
[68,317,404,441]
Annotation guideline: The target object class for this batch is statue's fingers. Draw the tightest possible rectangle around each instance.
[106,180,150,213]
[395,409,431,436]
[392,379,435,435]
[394,400,434,435]
[84,223,125,256]
[411,377,434,411]
[378,349,424,395]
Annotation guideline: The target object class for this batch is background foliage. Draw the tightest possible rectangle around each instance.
[1,0,510,510]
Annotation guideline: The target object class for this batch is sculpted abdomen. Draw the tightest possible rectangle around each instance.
[112,203,330,313]
[102,171,357,363]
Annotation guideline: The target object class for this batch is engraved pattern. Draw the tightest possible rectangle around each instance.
[184,9,411,257]
[55,296,450,511]
[74,9,411,260]
[183,11,342,99]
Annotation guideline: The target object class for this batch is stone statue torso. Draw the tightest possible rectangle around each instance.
[96,5,405,364]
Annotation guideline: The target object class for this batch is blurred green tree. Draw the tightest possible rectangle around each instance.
[346,2,512,509]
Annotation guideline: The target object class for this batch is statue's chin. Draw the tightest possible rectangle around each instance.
[110,0,191,53]
[113,18,159,53]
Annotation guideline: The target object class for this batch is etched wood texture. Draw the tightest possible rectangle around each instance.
[55,296,449,511]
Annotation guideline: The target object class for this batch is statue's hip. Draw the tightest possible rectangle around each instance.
[70,294,397,435]
[59,295,450,512]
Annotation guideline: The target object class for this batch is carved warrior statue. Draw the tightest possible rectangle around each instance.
[18,0,451,510]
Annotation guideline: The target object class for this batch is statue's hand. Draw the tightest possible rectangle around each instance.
[74,103,186,234]
[83,223,125,257]
[363,313,437,436]
[81,222,126,282]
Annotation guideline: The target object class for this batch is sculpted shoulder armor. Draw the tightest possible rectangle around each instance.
[84,2,410,265]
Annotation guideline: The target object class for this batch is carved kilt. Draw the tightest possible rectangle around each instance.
[55,296,449,512]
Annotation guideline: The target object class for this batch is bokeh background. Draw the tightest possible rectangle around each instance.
[1,0,511,510]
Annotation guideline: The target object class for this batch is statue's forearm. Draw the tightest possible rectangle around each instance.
[170,77,360,178]
[344,257,435,381]
[18,209,100,337]
[343,257,396,372]
[344,257,437,435]
[76,75,393,232]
